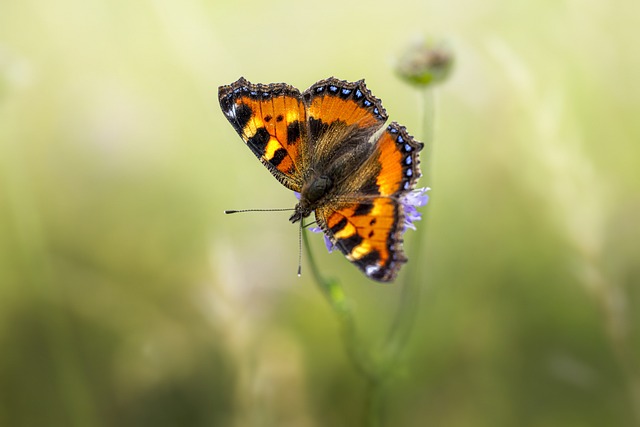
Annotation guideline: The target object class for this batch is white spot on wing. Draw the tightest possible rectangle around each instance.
[226,103,237,119]
[365,265,380,275]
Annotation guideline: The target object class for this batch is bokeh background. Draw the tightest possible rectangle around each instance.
[1,0,639,426]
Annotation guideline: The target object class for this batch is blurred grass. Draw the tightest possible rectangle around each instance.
[1,0,640,426]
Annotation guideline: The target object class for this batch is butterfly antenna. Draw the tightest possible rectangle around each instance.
[224,208,295,214]
[297,220,303,277]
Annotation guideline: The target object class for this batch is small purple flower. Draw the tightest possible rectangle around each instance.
[401,187,430,231]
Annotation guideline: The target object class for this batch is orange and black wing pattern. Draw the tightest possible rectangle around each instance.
[316,122,423,282]
[219,78,307,191]
[301,78,387,164]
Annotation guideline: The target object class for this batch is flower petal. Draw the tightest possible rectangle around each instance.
[401,187,430,231]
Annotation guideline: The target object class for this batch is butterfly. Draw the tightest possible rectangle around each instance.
[218,77,426,282]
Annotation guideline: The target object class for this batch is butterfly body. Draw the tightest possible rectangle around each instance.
[289,174,332,223]
[219,77,425,282]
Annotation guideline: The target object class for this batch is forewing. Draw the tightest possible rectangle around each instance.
[302,78,387,175]
[219,77,308,191]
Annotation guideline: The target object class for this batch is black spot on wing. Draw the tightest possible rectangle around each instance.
[226,103,253,134]
[247,127,270,157]
[309,117,329,142]
[359,175,380,196]
[329,217,348,234]
[353,203,372,216]
[336,233,363,253]
[269,148,288,168]
[287,121,301,144]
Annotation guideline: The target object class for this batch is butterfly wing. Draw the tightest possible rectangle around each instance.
[315,122,423,282]
[302,77,388,176]
[219,77,308,191]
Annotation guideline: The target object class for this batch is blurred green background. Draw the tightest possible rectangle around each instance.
[1,0,639,426]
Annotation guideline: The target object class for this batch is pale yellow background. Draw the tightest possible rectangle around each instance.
[1,0,639,426]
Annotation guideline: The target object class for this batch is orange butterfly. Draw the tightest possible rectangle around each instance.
[219,77,427,282]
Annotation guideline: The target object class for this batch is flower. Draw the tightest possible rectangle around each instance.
[401,187,430,231]
[395,38,454,88]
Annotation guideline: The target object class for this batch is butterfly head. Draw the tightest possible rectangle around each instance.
[289,175,333,224]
